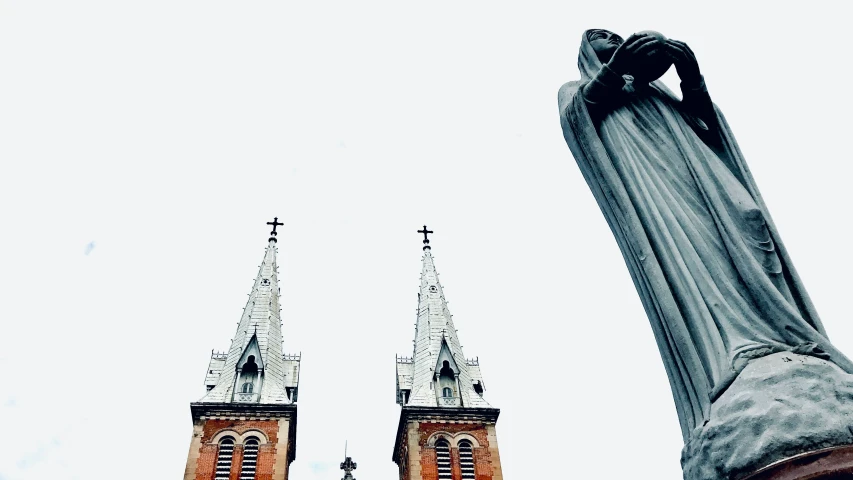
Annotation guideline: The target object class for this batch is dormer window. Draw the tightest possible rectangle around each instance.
[236,354,260,401]
[437,359,458,404]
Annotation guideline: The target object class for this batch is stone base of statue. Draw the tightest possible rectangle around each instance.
[681,352,853,480]
[741,445,853,480]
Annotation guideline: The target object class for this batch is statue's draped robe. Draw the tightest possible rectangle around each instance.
[559,32,853,440]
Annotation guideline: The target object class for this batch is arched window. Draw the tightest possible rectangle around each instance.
[239,437,260,480]
[241,382,254,393]
[458,440,475,479]
[435,439,452,479]
[214,437,235,480]
[437,360,457,404]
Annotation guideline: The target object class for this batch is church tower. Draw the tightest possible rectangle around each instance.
[393,227,503,480]
[184,218,301,480]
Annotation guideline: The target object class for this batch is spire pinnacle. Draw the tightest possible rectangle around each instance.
[267,217,283,243]
[417,225,434,251]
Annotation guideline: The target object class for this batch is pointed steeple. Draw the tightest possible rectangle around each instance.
[397,227,490,408]
[199,218,298,404]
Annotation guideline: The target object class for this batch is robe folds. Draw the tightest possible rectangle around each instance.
[558,31,853,440]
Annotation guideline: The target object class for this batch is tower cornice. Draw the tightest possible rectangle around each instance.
[189,402,298,420]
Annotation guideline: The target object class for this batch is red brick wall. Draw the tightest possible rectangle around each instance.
[230,445,244,480]
[420,445,437,480]
[413,423,494,480]
[195,443,219,480]
[450,448,462,480]
[192,419,285,480]
[473,445,493,480]
[199,419,280,444]
[257,443,278,480]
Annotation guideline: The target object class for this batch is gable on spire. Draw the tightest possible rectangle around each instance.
[232,334,264,402]
[434,338,463,406]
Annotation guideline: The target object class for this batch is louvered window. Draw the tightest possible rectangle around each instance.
[458,440,475,479]
[435,439,452,479]
[214,437,235,480]
[239,438,259,480]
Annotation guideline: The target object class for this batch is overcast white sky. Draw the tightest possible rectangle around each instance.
[2,1,853,479]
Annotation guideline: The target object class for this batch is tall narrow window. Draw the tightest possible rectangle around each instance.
[435,439,452,480]
[458,440,475,479]
[214,437,235,480]
[437,360,457,405]
[240,437,260,480]
[240,356,259,393]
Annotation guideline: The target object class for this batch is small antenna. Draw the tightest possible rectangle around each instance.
[345,439,348,458]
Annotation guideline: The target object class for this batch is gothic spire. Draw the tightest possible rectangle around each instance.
[397,227,490,408]
[199,218,295,404]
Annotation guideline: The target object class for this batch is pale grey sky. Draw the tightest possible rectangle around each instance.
[1,1,852,479]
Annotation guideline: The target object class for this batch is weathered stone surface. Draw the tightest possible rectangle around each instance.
[682,353,853,480]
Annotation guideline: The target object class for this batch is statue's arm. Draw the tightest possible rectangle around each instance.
[581,64,624,118]
[667,39,719,129]
[680,77,717,123]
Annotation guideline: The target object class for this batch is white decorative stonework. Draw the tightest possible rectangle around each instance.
[397,249,491,409]
[197,239,299,405]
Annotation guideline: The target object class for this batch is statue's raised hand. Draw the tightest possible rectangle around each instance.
[607,33,663,76]
[666,39,702,85]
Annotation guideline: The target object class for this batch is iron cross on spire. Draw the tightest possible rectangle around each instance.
[418,225,434,251]
[340,456,357,480]
[267,217,283,242]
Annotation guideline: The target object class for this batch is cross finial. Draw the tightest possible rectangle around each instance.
[267,217,284,242]
[417,225,434,251]
[340,455,357,480]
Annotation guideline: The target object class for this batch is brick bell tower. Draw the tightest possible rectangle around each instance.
[184,218,301,480]
[393,226,503,480]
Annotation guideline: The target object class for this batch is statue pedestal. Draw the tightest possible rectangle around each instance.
[681,353,853,480]
[741,445,853,480]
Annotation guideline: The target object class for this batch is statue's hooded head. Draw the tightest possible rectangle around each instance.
[578,29,623,80]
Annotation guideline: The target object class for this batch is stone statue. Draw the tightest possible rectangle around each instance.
[559,30,853,479]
